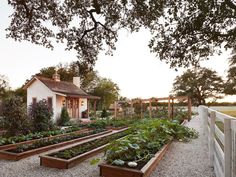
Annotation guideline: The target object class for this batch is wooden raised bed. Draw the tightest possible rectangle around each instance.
[40,128,129,169]
[99,142,171,177]
[0,130,112,161]
[0,128,90,151]
[40,144,107,169]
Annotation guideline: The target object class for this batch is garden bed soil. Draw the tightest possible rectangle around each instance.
[0,130,112,161]
[40,128,129,169]
[0,128,90,151]
[99,142,171,177]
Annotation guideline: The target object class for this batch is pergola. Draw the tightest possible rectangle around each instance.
[114,96,192,121]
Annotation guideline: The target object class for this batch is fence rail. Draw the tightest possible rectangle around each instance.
[198,105,236,177]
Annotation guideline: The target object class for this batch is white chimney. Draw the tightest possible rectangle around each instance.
[73,77,81,88]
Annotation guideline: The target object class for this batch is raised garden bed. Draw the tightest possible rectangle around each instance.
[0,129,112,161]
[0,128,90,151]
[99,142,171,177]
[40,128,129,169]
[0,126,84,149]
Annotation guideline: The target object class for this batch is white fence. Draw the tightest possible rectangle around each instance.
[198,106,236,177]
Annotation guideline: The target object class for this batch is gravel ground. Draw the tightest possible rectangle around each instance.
[0,117,215,177]
[150,116,215,177]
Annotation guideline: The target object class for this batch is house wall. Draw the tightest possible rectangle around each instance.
[79,98,87,118]
[27,79,57,121]
[55,95,66,121]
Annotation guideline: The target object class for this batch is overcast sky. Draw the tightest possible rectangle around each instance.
[1,1,236,102]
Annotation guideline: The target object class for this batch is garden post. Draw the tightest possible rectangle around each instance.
[149,99,152,118]
[140,100,143,119]
[224,118,232,177]
[114,101,117,118]
[168,97,171,119]
[188,97,192,121]
[93,100,97,117]
[209,111,215,167]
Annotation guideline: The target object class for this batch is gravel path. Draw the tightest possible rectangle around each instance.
[150,116,215,177]
[0,117,215,177]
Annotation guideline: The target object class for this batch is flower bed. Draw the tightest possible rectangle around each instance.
[0,129,111,161]
[40,128,130,169]
[99,119,198,177]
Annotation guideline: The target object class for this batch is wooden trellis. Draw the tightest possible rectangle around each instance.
[114,96,192,121]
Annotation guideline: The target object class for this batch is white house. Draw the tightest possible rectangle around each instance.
[23,72,100,122]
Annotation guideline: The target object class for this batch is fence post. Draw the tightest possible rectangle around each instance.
[200,106,208,136]
[231,120,236,177]
[231,120,236,176]
[209,111,216,167]
[224,118,232,177]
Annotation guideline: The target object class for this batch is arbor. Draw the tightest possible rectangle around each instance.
[7,1,236,68]
[92,78,119,109]
[172,68,224,106]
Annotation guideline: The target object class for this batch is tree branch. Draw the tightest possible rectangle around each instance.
[225,0,236,11]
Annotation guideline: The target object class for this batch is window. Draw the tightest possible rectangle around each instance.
[32,97,37,105]
[47,97,53,111]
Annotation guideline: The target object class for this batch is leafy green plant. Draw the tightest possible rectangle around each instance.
[8,129,106,153]
[101,109,108,118]
[58,107,70,126]
[2,96,31,136]
[103,119,198,169]
[29,99,54,132]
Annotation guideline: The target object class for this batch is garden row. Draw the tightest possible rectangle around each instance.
[39,119,197,177]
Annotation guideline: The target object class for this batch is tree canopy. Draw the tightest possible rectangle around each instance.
[7,0,236,69]
[0,75,9,99]
[172,68,224,105]
[92,78,119,109]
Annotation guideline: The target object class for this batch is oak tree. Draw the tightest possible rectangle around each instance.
[172,68,224,105]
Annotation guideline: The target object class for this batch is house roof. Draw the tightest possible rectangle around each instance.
[23,76,100,99]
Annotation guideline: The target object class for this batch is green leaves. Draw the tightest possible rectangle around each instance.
[105,119,199,168]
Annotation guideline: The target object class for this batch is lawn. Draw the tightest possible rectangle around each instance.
[219,110,236,118]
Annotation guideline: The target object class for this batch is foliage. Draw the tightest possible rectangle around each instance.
[225,48,236,95]
[101,109,108,118]
[0,75,9,99]
[2,96,30,136]
[0,126,81,146]
[104,119,198,168]
[172,67,224,106]
[36,62,100,92]
[92,78,119,109]
[58,107,70,126]
[8,129,105,153]
[49,130,129,159]
[7,1,236,69]
[28,99,54,132]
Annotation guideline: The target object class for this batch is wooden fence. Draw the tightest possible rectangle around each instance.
[198,105,236,177]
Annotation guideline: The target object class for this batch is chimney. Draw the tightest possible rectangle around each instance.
[73,77,80,88]
[52,70,60,82]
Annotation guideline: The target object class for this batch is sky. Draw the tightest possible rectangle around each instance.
[0,1,236,102]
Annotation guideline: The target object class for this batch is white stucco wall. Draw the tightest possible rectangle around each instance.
[27,79,57,121]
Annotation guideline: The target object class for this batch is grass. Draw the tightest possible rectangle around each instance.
[219,110,236,118]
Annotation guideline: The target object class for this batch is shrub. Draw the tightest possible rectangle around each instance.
[58,107,70,126]
[2,96,30,136]
[29,99,54,132]
[101,109,108,118]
